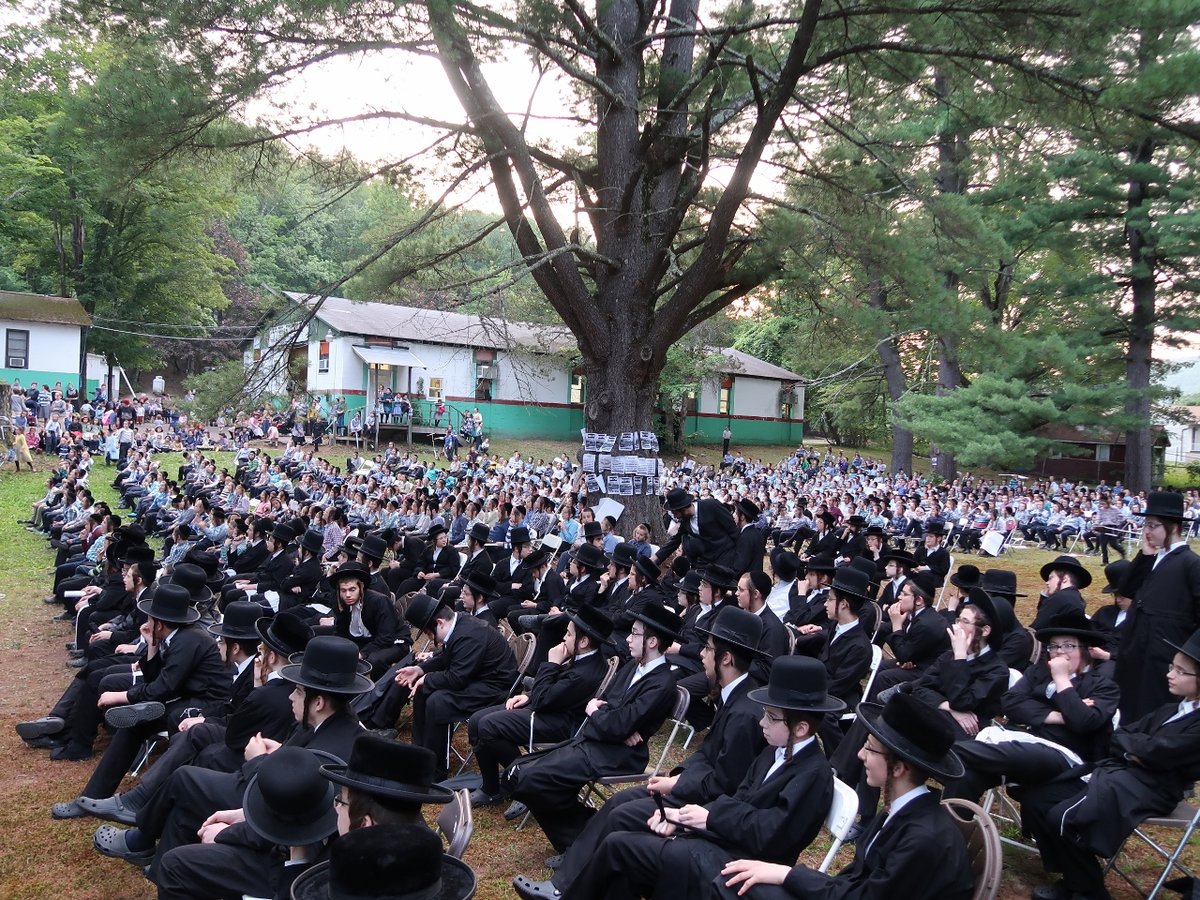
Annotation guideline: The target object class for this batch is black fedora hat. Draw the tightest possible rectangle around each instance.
[290,824,476,900]
[243,747,337,847]
[864,524,888,538]
[908,570,938,600]
[665,487,694,512]
[508,525,532,547]
[568,605,615,647]
[298,529,325,556]
[1144,490,1185,521]
[700,564,739,592]
[737,499,761,521]
[830,566,872,605]
[171,563,215,608]
[607,542,638,569]
[857,692,964,781]
[582,520,603,540]
[845,514,867,528]
[138,583,200,625]
[923,521,947,536]
[256,611,315,658]
[1034,611,1107,647]
[405,593,447,634]
[676,569,704,596]
[280,636,373,695]
[119,543,156,566]
[881,548,916,568]
[183,546,221,577]
[1165,628,1200,665]
[631,602,684,644]
[963,587,1004,649]
[1101,559,1133,595]
[425,523,448,542]
[633,556,660,584]
[695,606,768,659]
[1039,554,1093,590]
[328,561,372,590]
[522,548,551,571]
[805,554,837,575]
[574,543,607,572]
[270,522,295,544]
[338,534,363,558]
[980,568,1026,600]
[747,655,845,715]
[770,549,802,581]
[467,522,491,545]
[462,571,498,600]
[358,534,388,561]
[321,734,455,804]
[848,556,880,587]
[949,564,982,591]
[209,601,264,641]
[816,510,837,527]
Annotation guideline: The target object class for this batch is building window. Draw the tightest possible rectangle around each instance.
[570,373,585,405]
[318,340,330,373]
[5,329,29,368]
[780,399,792,420]
[1095,443,1111,462]
[718,386,731,415]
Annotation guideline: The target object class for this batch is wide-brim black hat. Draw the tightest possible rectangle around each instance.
[522,548,551,571]
[1102,559,1132,595]
[949,564,982,591]
[676,570,704,596]
[1144,490,1185,521]
[747,655,845,715]
[816,511,837,527]
[1163,628,1200,666]
[270,522,296,544]
[358,534,388,561]
[633,556,660,584]
[805,554,837,575]
[845,515,867,528]
[1039,554,1093,590]
[290,829,477,900]
[1035,611,1107,647]
[406,593,447,634]
[607,542,638,569]
[328,561,372,589]
[425,523,448,542]
[467,522,491,545]
[170,563,215,609]
[770,548,802,581]
[257,612,315,658]
[568,605,615,646]
[830,567,872,604]
[980,568,1026,599]
[280,636,373,695]
[665,488,694,511]
[118,543,156,566]
[138,583,200,625]
[208,601,264,641]
[243,747,338,847]
[858,694,964,781]
[298,529,326,556]
[695,606,768,659]
[881,548,916,568]
[574,543,607,572]
[864,525,888,537]
[631,602,683,644]
[320,734,455,804]
[963,587,1004,650]
[508,525,532,546]
[462,571,498,600]
[700,563,739,591]
[737,499,761,520]
[923,521,947,536]
[581,521,603,539]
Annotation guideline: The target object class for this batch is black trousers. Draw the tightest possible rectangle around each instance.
[1018,776,1108,896]
[552,789,657,893]
[155,840,276,900]
[469,705,571,795]
[142,765,244,882]
[941,739,1077,804]
[123,723,236,809]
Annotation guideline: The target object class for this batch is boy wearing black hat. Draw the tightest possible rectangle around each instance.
[653,487,739,571]
[324,561,404,678]
[536,657,840,900]
[490,524,536,621]
[782,555,834,629]
[1035,554,1090,630]
[912,522,950,587]
[716,692,974,900]
[1114,490,1200,720]
[468,606,613,806]
[1021,629,1200,900]
[514,607,769,900]
[732,499,767,576]
[870,571,949,696]
[507,603,682,854]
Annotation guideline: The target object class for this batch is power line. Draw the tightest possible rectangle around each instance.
[91,316,261,331]
[89,325,255,342]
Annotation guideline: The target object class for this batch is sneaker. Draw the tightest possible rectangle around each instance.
[104,701,166,729]
[16,716,66,740]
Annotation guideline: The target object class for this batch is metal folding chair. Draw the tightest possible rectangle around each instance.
[1103,799,1200,899]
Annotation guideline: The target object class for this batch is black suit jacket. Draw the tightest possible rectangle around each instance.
[914,545,950,586]
[207,660,256,725]
[127,624,231,709]
[654,499,737,570]
[731,524,767,575]
[670,675,766,803]
[752,606,789,683]
[535,569,566,613]
[525,650,608,734]
[819,622,874,709]
[223,677,299,753]
[458,548,494,584]
[334,589,402,655]
[776,790,974,900]
[785,587,829,629]
[1002,663,1120,762]
[419,614,517,703]
[230,540,270,576]
[279,556,323,605]
[254,550,296,594]
[885,606,949,670]
[575,658,677,773]
[911,648,1009,734]
[492,554,535,602]
[1032,587,1086,630]
[563,575,599,612]
[422,545,462,580]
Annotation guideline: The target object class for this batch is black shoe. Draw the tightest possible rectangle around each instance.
[513,876,563,899]
[53,611,74,622]
[504,800,529,821]
[544,854,564,870]
[50,743,93,762]
[25,734,68,750]
[16,716,66,740]
[44,596,61,605]
[67,657,87,669]
[104,701,166,730]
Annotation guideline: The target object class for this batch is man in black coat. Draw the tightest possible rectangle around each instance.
[1116,491,1200,720]
[562,543,605,611]
[228,521,295,608]
[394,589,519,779]
[736,570,789,683]
[325,560,405,677]
[524,656,841,900]
[912,522,951,587]
[714,693,974,900]
[1020,629,1200,900]
[490,525,536,620]
[514,606,769,899]
[731,499,767,575]
[468,605,612,806]
[277,528,327,610]
[1033,554,1091,630]
[653,488,738,571]
[870,571,949,697]
[506,603,682,854]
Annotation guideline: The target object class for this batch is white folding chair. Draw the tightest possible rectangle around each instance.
[818,775,860,873]
[841,645,883,723]
[538,532,563,560]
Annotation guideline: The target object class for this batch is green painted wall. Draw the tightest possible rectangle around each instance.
[685,415,805,446]
[1,367,84,391]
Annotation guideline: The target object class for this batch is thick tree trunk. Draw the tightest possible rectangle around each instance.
[936,324,963,482]
[1124,136,1156,493]
[866,273,913,475]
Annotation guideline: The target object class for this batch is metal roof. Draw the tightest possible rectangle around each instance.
[717,347,804,382]
[352,345,427,369]
[0,291,92,328]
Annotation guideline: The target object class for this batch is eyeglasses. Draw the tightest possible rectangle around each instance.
[861,742,889,756]
[761,710,786,724]
[1046,642,1081,654]
[699,643,715,655]
[333,795,349,809]
[630,630,645,639]
[1168,664,1199,678]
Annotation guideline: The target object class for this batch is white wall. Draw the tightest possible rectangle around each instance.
[732,376,780,418]
[496,351,570,403]
[2,320,81,372]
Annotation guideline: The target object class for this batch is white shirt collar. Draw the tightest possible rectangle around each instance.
[720,672,750,705]
[832,618,861,641]
[764,735,817,780]
[235,655,255,679]
[631,654,668,683]
[885,784,930,818]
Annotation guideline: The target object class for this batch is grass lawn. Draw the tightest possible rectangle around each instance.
[0,450,1193,899]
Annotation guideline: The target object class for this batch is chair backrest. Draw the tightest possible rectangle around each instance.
[436,788,474,859]
[511,632,537,676]
[539,532,563,557]
[1007,667,1023,689]
[941,797,1002,900]
[594,654,622,699]
[458,551,469,570]
[818,775,860,873]
[865,600,884,641]
[1025,626,1042,665]
[786,625,798,656]
[856,644,884,707]
[646,686,696,777]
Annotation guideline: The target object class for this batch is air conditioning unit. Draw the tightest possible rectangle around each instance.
[476,362,495,379]
[7,356,26,368]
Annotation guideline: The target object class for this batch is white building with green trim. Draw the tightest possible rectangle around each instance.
[248,292,804,445]
[0,291,92,393]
